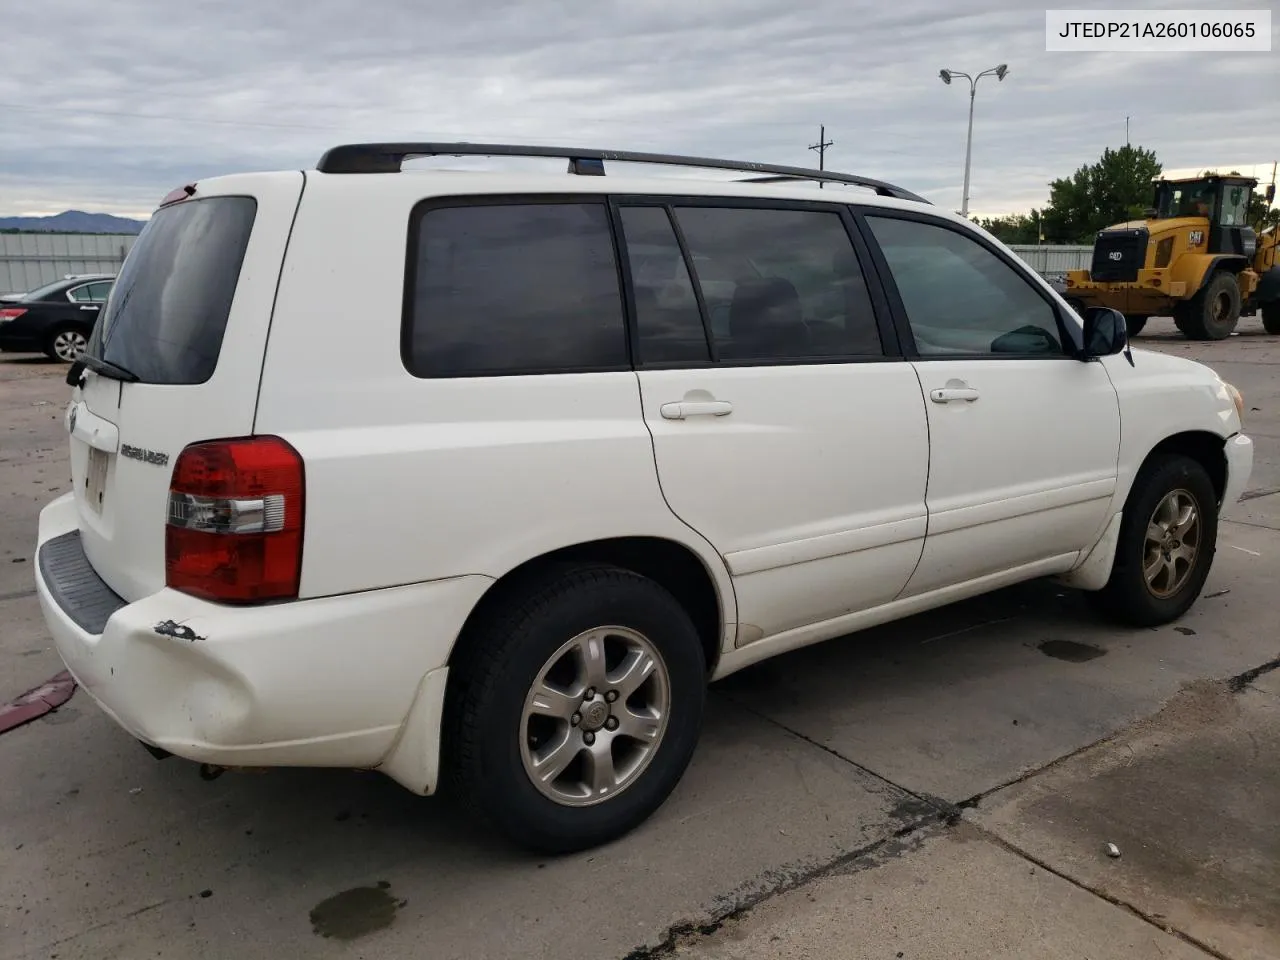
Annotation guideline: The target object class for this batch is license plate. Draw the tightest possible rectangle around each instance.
[85,447,109,514]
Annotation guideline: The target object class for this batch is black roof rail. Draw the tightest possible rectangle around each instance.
[314,142,930,204]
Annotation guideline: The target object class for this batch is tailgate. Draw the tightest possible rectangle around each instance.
[68,172,305,602]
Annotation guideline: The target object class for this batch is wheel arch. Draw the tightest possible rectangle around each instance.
[1193,256,1250,293]
[1142,431,1227,505]
[448,536,729,676]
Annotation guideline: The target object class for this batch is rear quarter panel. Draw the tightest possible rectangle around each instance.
[253,174,736,631]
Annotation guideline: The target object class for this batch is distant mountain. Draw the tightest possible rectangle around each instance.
[0,211,146,234]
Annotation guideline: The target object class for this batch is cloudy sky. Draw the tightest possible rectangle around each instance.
[3,0,1277,219]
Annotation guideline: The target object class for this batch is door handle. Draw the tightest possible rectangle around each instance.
[79,305,98,311]
[660,400,733,420]
[930,387,980,403]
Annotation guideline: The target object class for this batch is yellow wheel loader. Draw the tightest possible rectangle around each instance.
[1064,173,1280,340]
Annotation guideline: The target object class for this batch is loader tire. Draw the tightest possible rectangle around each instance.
[1176,271,1240,340]
[1262,300,1280,335]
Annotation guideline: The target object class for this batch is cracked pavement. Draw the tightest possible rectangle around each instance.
[1,315,1278,960]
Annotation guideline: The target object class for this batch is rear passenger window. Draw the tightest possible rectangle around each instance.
[618,207,710,364]
[405,202,627,378]
[671,206,884,362]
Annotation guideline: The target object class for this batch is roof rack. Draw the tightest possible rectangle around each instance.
[314,142,930,204]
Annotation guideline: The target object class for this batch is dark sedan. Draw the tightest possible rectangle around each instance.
[0,273,114,362]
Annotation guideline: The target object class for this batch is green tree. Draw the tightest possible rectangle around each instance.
[975,212,1044,245]
[1246,186,1280,231]
[1042,145,1162,243]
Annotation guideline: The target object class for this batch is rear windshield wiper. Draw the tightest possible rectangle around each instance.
[66,353,140,386]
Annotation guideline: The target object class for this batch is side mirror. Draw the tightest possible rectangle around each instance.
[1081,307,1128,359]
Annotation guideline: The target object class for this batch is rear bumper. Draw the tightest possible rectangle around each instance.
[34,492,493,795]
[0,330,41,351]
[1222,433,1254,508]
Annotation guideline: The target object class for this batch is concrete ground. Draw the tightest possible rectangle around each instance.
[0,314,1276,960]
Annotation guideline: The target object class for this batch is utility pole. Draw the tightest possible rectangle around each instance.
[809,125,833,188]
[1126,116,1130,146]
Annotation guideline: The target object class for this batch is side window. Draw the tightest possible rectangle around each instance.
[670,206,884,362]
[865,216,1064,357]
[66,284,92,302]
[405,202,627,378]
[618,207,710,364]
[86,282,112,303]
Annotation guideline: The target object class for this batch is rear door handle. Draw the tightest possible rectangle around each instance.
[79,305,98,311]
[660,400,733,420]
[930,387,980,403]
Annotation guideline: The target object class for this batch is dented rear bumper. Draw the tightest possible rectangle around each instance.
[34,492,493,795]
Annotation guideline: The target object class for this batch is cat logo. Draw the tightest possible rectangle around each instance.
[1189,230,1204,246]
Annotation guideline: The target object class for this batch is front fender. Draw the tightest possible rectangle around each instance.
[1174,254,1248,294]
[1101,349,1239,511]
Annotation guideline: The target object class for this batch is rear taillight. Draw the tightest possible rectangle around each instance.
[0,307,27,323]
[165,436,304,603]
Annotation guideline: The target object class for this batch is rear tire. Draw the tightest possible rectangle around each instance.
[44,326,88,363]
[1175,272,1240,340]
[1262,301,1280,335]
[1124,315,1148,338]
[444,564,707,854]
[1091,454,1218,627]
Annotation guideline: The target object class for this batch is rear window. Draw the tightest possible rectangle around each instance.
[403,201,627,378]
[87,196,257,384]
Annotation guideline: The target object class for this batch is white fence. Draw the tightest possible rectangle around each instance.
[0,233,137,296]
[1007,245,1094,275]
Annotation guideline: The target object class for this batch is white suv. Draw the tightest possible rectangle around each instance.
[34,143,1253,854]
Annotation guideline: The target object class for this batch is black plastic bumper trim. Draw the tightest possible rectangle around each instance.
[37,530,127,636]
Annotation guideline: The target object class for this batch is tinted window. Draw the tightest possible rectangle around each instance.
[88,197,257,384]
[75,280,113,302]
[866,216,1063,356]
[406,202,626,378]
[671,206,883,361]
[619,206,709,364]
[67,284,94,302]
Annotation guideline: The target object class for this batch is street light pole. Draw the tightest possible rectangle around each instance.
[939,64,1009,219]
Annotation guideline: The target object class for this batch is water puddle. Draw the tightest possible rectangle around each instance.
[310,881,404,940]
[1039,639,1106,663]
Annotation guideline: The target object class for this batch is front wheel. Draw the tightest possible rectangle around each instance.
[444,564,707,854]
[1091,454,1218,627]
[1262,301,1280,335]
[1175,272,1240,340]
[44,326,88,362]
[1124,315,1148,338]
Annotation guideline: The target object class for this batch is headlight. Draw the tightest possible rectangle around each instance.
[1224,382,1245,423]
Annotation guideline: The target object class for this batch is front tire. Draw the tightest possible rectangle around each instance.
[1262,300,1280,335]
[1124,315,1148,338]
[1092,454,1218,627]
[444,564,707,854]
[1175,272,1240,340]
